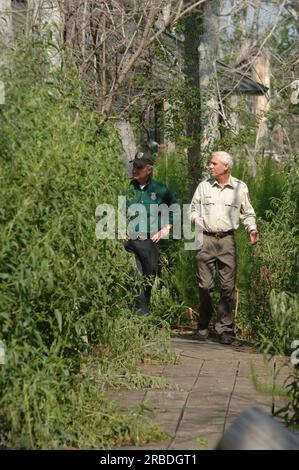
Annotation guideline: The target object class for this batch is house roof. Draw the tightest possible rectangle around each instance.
[216,59,269,96]
[160,31,269,96]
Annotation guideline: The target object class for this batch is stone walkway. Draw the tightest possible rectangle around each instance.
[107,333,289,450]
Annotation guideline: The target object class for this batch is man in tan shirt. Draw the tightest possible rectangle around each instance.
[190,151,259,344]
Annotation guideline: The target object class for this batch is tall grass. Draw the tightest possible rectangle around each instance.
[152,152,199,324]
[242,158,299,348]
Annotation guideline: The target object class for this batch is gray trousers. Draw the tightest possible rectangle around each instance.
[196,234,236,335]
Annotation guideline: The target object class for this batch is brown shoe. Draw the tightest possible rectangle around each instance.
[197,329,209,341]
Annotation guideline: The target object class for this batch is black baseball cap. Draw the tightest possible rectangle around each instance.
[130,150,155,167]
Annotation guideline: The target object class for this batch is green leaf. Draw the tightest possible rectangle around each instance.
[54,309,62,333]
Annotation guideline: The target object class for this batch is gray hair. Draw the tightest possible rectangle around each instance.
[212,151,234,169]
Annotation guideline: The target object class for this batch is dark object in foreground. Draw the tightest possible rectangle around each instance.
[215,407,299,450]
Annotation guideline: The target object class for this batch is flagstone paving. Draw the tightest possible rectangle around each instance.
[106,333,290,450]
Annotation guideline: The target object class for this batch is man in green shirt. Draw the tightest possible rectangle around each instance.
[124,150,178,315]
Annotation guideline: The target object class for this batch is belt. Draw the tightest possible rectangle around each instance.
[137,233,151,240]
[128,233,151,240]
[203,230,234,238]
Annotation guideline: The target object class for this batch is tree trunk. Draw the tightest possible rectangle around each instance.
[0,0,13,52]
[27,0,61,65]
[116,119,137,178]
[198,0,220,158]
[184,5,202,198]
[251,0,261,42]
[184,0,220,197]
[251,48,271,152]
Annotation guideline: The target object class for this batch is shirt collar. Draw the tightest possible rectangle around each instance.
[131,177,152,190]
[211,175,235,189]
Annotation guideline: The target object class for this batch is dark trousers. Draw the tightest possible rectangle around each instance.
[125,239,159,315]
[196,234,236,335]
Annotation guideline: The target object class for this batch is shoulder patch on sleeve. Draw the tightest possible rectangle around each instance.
[232,177,247,188]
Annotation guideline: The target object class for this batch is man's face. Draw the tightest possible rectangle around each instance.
[209,155,229,178]
[132,163,152,183]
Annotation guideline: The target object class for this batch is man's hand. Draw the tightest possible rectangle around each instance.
[151,225,172,243]
[122,234,130,242]
[193,216,204,229]
[250,230,259,245]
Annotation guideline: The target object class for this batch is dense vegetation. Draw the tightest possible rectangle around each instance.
[0,0,298,445]
[0,39,172,449]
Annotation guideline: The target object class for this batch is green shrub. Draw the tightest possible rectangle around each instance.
[274,366,299,429]
[259,291,299,356]
[241,160,299,344]
[0,345,167,449]
[0,38,170,449]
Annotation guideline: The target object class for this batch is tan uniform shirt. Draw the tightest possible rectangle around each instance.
[190,175,257,233]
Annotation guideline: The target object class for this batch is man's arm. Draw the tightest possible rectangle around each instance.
[151,223,173,243]
[240,185,259,245]
[189,184,204,228]
[151,187,177,243]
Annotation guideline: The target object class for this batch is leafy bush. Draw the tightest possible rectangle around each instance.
[0,345,167,449]
[275,365,299,429]
[259,291,299,356]
[240,159,299,345]
[0,38,170,449]
[0,44,131,354]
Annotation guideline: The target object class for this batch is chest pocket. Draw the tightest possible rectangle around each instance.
[201,197,215,214]
[225,204,238,210]
[224,196,240,210]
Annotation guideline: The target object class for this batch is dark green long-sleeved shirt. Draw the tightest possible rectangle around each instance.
[127,178,178,236]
